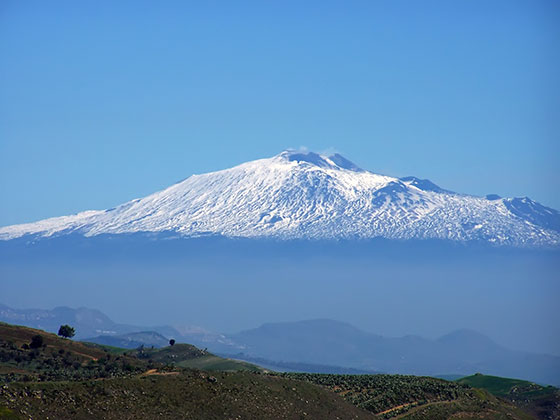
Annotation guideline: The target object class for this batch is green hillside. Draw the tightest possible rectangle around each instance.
[137,343,263,372]
[0,322,149,382]
[1,371,374,420]
[457,373,560,419]
[0,323,370,419]
[280,372,535,419]
[457,373,556,398]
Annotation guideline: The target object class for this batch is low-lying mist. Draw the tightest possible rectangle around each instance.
[1,234,558,356]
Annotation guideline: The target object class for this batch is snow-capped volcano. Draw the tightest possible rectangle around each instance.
[1,150,559,246]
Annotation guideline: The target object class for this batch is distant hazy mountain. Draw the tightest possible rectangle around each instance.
[230,319,560,386]
[1,150,558,247]
[0,303,180,340]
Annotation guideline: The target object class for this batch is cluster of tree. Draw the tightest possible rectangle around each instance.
[16,325,74,352]
[19,325,75,349]
[58,325,75,339]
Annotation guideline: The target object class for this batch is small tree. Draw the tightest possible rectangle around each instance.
[29,334,44,349]
[169,339,176,346]
[58,324,75,339]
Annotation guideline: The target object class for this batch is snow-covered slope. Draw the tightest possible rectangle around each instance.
[1,151,559,247]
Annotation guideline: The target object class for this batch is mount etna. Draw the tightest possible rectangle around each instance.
[1,150,558,247]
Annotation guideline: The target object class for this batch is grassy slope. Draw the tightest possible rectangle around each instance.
[457,373,557,398]
[1,372,373,420]
[139,343,263,372]
[0,322,107,361]
[457,373,560,420]
[396,396,533,420]
[176,354,262,372]
[0,322,151,383]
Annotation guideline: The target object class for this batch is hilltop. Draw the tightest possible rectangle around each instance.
[457,373,560,419]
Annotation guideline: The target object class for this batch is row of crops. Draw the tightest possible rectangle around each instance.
[277,373,475,417]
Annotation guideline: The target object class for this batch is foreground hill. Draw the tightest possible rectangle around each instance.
[1,150,558,246]
[0,322,150,382]
[281,372,535,419]
[0,323,371,419]
[1,371,375,420]
[137,343,263,372]
[457,374,560,420]
[0,322,539,419]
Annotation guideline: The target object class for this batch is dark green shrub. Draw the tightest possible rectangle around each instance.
[30,334,44,349]
[58,324,75,339]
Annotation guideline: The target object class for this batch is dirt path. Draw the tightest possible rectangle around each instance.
[377,401,418,416]
[392,401,450,419]
[140,369,180,377]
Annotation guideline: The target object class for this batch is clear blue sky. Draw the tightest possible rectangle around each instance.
[1,0,559,226]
